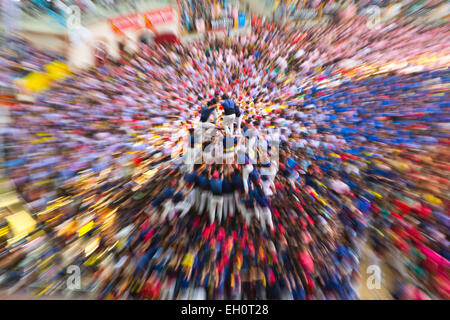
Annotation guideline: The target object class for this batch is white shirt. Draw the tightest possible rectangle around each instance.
[295,49,305,59]
[330,179,350,194]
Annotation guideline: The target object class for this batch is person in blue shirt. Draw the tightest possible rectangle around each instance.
[252,184,274,232]
[195,167,210,215]
[260,164,276,197]
[200,104,217,123]
[184,170,196,186]
[209,170,224,224]
[158,184,181,223]
[242,155,254,195]
[285,156,300,189]
[221,94,236,136]
[222,167,235,219]
[161,186,175,200]
[234,96,243,135]
[222,135,235,164]
[184,128,199,172]
[241,185,256,226]
[199,102,218,138]
[231,167,245,213]
[207,92,219,107]
[176,178,196,219]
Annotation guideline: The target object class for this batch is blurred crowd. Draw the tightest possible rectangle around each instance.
[0,34,65,89]
[269,0,447,22]
[0,8,448,300]
[180,0,244,33]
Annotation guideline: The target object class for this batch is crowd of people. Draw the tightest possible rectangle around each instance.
[0,35,65,89]
[0,9,448,300]
[180,0,244,33]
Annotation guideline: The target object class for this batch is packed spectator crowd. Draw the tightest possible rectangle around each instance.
[0,35,65,89]
[0,10,448,300]
[180,0,244,33]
